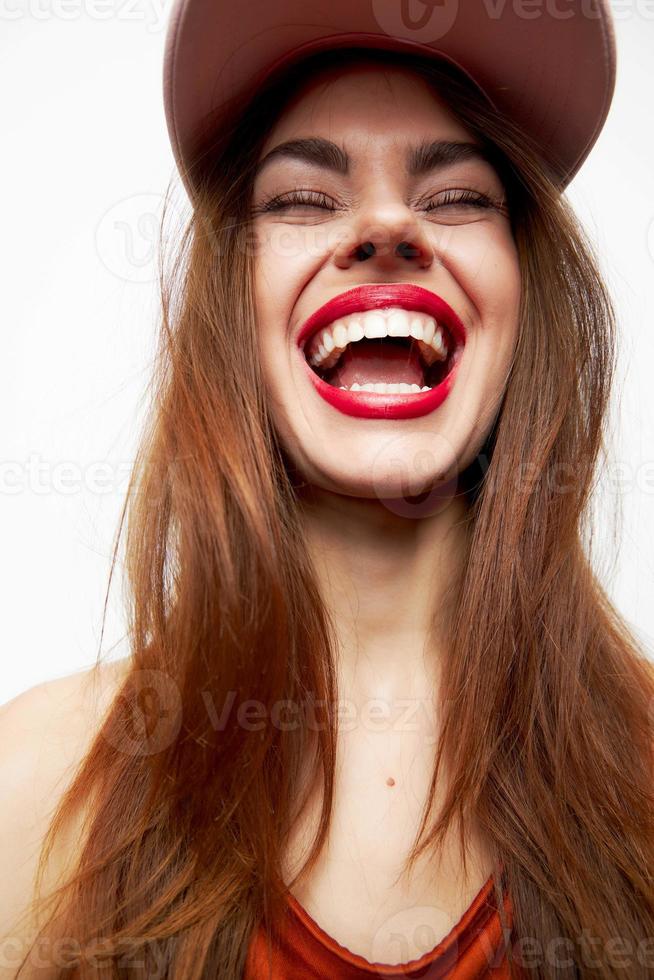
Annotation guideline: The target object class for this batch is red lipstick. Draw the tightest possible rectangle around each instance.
[296,283,466,420]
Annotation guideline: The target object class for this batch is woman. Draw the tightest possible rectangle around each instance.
[2,1,654,978]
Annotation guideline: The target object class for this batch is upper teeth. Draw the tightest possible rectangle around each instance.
[305,308,449,371]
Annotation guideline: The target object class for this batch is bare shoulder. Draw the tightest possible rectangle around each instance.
[0,658,132,977]
[0,657,131,748]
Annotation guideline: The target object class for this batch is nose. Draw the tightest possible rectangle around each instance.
[333,202,435,272]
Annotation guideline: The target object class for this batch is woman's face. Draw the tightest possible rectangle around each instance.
[251,62,521,499]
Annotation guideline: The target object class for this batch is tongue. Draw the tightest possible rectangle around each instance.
[328,340,425,388]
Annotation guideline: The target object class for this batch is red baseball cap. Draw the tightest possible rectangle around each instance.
[163,0,617,201]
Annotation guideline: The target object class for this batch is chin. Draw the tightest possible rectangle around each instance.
[266,369,500,507]
[294,437,464,506]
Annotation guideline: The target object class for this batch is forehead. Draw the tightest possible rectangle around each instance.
[258,61,475,159]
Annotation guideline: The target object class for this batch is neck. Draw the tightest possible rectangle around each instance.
[297,484,471,702]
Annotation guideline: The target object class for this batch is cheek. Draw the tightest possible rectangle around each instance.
[437,222,521,330]
[253,241,306,408]
[439,225,521,432]
[254,231,295,380]
[254,222,325,291]
[254,222,334,382]
[254,224,314,343]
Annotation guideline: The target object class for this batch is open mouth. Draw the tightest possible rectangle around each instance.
[303,307,459,394]
[296,284,466,420]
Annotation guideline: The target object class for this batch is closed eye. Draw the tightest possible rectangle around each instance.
[253,189,338,213]
[253,187,507,216]
[422,188,506,214]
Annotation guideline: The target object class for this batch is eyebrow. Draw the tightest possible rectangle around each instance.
[253,137,496,179]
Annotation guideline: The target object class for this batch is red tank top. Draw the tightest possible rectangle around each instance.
[244,874,515,978]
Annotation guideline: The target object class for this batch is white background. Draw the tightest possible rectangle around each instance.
[1,2,653,703]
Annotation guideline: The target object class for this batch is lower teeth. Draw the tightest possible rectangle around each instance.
[337,382,431,393]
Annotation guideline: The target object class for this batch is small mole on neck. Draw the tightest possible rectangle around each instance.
[386,776,396,787]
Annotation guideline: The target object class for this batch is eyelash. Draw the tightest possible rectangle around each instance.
[254,188,505,214]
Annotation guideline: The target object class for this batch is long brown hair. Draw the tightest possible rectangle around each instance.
[16,47,654,978]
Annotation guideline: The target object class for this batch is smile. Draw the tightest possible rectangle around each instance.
[296,283,466,419]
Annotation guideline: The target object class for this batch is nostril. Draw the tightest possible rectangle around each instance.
[395,240,420,259]
[354,242,376,261]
